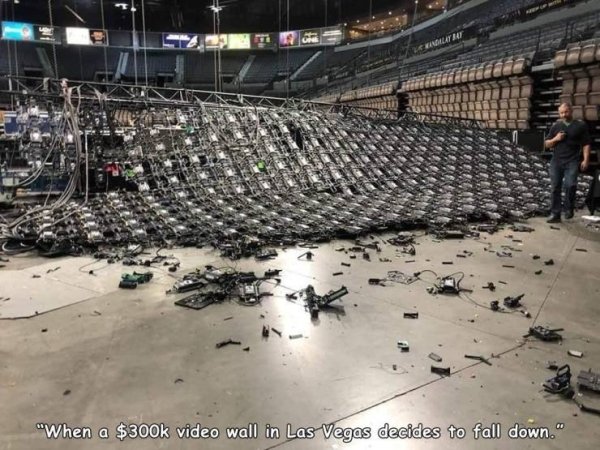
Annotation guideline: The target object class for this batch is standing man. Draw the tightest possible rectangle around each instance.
[544,103,591,222]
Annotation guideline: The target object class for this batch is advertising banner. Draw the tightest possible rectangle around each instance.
[300,29,321,46]
[279,31,299,47]
[34,25,58,43]
[89,29,108,45]
[205,34,228,49]
[320,26,343,45]
[228,33,250,49]
[522,0,581,17]
[66,27,89,45]
[1,21,34,41]
[162,33,201,49]
[251,33,276,49]
[66,27,108,45]
[412,28,473,55]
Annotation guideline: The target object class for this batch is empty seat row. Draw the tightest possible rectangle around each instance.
[411,97,531,110]
[341,81,398,102]
[413,105,530,121]
[562,76,600,94]
[560,92,600,106]
[346,96,398,114]
[555,41,600,68]
[572,105,599,121]
[408,85,532,103]
[487,120,529,130]
[402,56,531,92]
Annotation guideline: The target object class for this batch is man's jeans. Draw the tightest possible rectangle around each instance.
[549,159,579,216]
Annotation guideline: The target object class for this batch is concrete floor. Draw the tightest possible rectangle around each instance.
[1,216,599,450]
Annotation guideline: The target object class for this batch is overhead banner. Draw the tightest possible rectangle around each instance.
[279,31,299,47]
[1,21,35,41]
[412,28,474,55]
[162,33,201,49]
[300,29,321,46]
[320,26,343,45]
[522,0,582,17]
[251,33,276,49]
[35,25,58,43]
[227,33,250,50]
[205,34,228,49]
[66,27,108,46]
[89,29,108,45]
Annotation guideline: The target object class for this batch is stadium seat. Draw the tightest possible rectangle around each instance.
[468,67,477,82]
[512,57,528,75]
[575,77,590,93]
[518,98,531,109]
[475,65,485,81]
[517,121,529,129]
[441,72,449,86]
[581,44,597,64]
[518,109,530,120]
[554,50,567,68]
[483,63,494,79]
[573,93,588,106]
[566,47,581,66]
[461,68,469,84]
[493,62,504,78]
[584,105,599,121]
[559,69,575,80]
[559,94,573,105]
[572,106,584,120]
[562,79,575,95]
[589,91,600,105]
[502,60,514,77]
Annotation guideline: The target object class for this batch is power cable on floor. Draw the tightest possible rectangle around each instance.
[263,342,525,450]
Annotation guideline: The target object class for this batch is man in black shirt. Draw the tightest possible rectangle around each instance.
[544,103,591,222]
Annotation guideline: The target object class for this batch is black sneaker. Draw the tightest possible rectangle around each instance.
[546,215,561,223]
[564,211,574,220]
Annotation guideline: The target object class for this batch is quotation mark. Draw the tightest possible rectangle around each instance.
[36,424,44,430]
[556,423,564,430]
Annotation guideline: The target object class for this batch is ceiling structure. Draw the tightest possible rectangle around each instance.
[1,0,453,34]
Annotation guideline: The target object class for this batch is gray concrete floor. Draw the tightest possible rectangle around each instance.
[1,216,599,450]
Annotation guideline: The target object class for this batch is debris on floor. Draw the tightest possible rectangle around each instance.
[216,339,241,349]
[119,271,153,289]
[524,326,563,342]
[431,366,451,376]
[428,353,442,362]
[397,341,409,352]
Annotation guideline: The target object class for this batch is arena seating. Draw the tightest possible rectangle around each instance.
[402,54,534,129]
[555,38,600,121]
